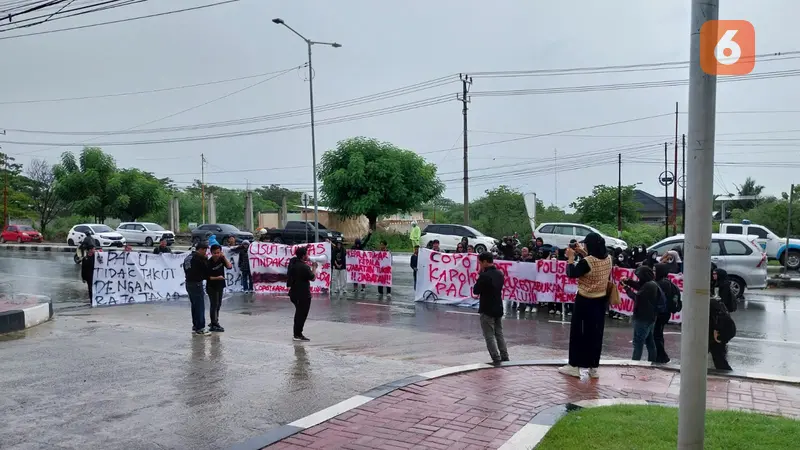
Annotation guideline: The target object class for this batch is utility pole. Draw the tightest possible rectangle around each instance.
[554,149,558,206]
[678,1,718,448]
[785,184,794,276]
[664,142,669,238]
[617,153,622,238]
[459,74,472,225]
[201,153,207,224]
[673,102,680,235]
[1,135,7,231]
[682,133,686,233]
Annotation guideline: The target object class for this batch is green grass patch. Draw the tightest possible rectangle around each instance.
[536,405,800,450]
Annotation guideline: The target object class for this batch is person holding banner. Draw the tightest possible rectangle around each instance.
[473,252,508,365]
[350,233,371,293]
[207,244,233,332]
[184,242,211,336]
[332,241,347,294]
[287,246,317,341]
[558,232,612,379]
[80,245,96,301]
[410,245,419,289]
[377,240,392,297]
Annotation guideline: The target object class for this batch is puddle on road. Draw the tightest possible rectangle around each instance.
[0,330,27,341]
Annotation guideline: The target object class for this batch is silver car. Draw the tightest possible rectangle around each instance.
[649,233,768,297]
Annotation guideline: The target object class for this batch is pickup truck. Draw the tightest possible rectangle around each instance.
[264,221,343,245]
[719,220,800,270]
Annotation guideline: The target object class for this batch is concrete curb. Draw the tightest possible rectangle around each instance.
[229,359,800,450]
[0,301,53,334]
[0,243,75,253]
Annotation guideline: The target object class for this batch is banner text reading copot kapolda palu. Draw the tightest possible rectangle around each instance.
[248,242,332,293]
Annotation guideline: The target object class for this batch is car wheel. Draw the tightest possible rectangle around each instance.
[273,237,284,244]
[728,276,745,299]
[475,244,487,253]
[68,238,75,246]
[145,237,153,247]
[783,250,800,271]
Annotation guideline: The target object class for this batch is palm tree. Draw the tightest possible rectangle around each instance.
[734,177,764,210]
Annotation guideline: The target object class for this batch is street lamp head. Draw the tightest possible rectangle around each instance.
[331,42,342,48]
[271,18,284,24]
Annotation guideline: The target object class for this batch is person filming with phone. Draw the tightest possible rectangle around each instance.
[287,246,317,342]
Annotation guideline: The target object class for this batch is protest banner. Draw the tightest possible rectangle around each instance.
[414,248,682,323]
[345,250,392,287]
[248,242,332,293]
[92,247,243,306]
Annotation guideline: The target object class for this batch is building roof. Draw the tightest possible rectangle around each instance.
[634,189,684,215]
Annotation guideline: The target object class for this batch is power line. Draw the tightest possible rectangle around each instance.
[0,0,240,41]
[0,0,146,31]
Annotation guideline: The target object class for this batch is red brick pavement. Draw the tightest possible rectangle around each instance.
[265,365,800,450]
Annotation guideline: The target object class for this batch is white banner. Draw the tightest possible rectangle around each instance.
[247,242,332,294]
[414,248,682,323]
[346,250,392,287]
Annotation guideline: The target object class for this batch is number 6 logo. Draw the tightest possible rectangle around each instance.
[700,20,755,76]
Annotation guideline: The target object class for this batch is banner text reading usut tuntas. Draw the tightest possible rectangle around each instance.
[414,248,682,323]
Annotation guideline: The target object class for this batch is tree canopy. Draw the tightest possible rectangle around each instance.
[570,184,640,225]
[318,137,444,229]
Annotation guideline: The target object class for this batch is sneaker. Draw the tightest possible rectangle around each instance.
[490,359,502,366]
[558,365,581,377]
[501,357,510,362]
[588,368,600,379]
[293,335,310,342]
[360,287,365,293]
[194,328,211,336]
[210,324,225,332]
[549,309,556,315]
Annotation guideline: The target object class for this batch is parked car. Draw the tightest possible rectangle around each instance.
[191,224,254,245]
[67,224,126,248]
[649,233,768,298]
[263,221,343,245]
[419,224,497,253]
[720,220,800,271]
[117,222,175,247]
[1,225,43,243]
[534,222,628,251]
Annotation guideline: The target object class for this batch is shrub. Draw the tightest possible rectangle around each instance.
[362,230,412,252]
[47,215,92,242]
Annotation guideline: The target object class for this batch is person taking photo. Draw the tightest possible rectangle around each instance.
[287,246,317,341]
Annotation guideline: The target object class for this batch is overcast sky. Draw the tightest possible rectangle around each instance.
[1,0,799,211]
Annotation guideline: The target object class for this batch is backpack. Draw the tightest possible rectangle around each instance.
[653,282,668,314]
[660,279,682,313]
[711,298,737,344]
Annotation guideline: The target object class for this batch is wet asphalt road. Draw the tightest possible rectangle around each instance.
[2,252,800,449]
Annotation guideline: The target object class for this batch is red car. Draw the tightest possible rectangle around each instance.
[1,225,43,243]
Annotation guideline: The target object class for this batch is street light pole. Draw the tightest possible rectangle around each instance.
[272,18,341,243]
[678,1,718,448]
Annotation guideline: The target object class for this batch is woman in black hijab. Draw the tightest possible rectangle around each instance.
[559,232,612,379]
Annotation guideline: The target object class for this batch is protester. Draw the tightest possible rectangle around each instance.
[183,242,210,336]
[455,242,465,253]
[498,237,515,260]
[467,244,475,253]
[287,246,317,341]
[410,221,421,248]
[473,252,509,365]
[558,232,612,379]
[661,248,682,274]
[332,241,347,294]
[377,240,392,297]
[654,263,680,363]
[713,268,737,312]
[236,240,253,292]
[460,236,469,252]
[621,266,661,362]
[410,245,419,289]
[81,245,96,301]
[208,234,220,247]
[206,244,232,332]
[520,247,535,262]
[152,237,172,254]
[124,244,132,253]
[431,239,440,252]
[709,295,736,370]
[226,235,237,247]
[351,232,371,292]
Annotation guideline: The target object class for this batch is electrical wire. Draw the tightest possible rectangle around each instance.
[0,0,145,31]
[0,0,240,41]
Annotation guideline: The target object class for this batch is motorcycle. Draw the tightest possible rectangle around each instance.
[73,234,102,264]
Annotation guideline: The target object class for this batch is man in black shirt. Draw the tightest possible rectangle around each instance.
[287,246,317,341]
[153,237,172,254]
[183,242,211,336]
[473,252,509,365]
[81,245,96,301]
[206,244,232,332]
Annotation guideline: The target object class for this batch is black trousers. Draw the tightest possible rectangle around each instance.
[709,341,732,370]
[86,280,92,301]
[568,295,607,368]
[378,286,392,294]
[292,295,311,337]
[653,312,672,363]
[206,286,223,326]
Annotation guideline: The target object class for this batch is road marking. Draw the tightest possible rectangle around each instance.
[548,320,571,324]
[664,332,682,335]
[355,302,390,307]
[734,337,800,346]
[445,310,480,316]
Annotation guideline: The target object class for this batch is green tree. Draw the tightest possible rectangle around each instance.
[571,184,640,225]
[110,169,169,221]
[734,176,765,210]
[255,184,302,208]
[471,186,531,238]
[0,152,36,224]
[25,158,69,236]
[319,137,444,230]
[53,147,120,222]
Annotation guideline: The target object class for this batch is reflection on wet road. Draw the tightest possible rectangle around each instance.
[2,251,800,449]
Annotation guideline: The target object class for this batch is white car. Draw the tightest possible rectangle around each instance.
[117,222,175,247]
[420,224,497,253]
[67,224,126,248]
[649,233,768,298]
[719,220,800,271]
[534,222,628,250]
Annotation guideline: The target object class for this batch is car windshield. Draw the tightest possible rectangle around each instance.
[18,226,35,231]
[91,225,113,233]
[220,225,241,232]
[462,225,484,236]
[144,223,165,231]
